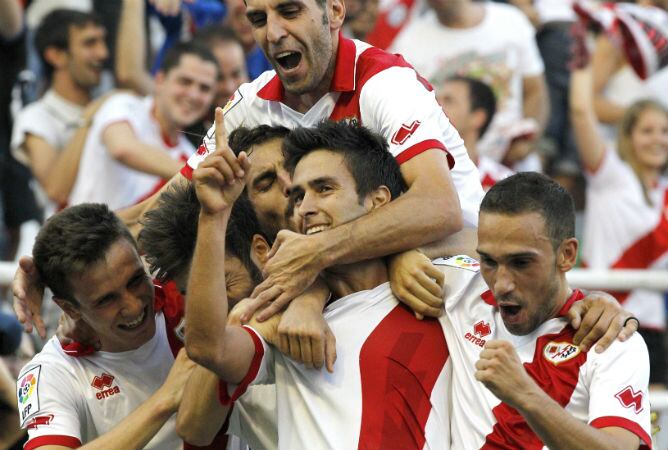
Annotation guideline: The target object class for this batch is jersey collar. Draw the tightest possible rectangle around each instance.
[480,288,585,318]
[257,33,357,102]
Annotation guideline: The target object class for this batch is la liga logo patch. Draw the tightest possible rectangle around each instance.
[543,341,581,365]
[17,365,41,425]
[434,255,480,272]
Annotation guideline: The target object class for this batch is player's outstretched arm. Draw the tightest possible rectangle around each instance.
[185,108,255,382]
[475,340,641,450]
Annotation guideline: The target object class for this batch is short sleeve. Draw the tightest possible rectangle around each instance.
[218,326,275,406]
[360,65,461,167]
[10,105,61,165]
[17,363,83,449]
[587,335,652,448]
[181,87,246,179]
[585,147,638,192]
[94,93,142,136]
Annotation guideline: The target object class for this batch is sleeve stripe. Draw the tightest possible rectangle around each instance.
[180,163,194,180]
[395,139,454,168]
[24,435,82,450]
[217,326,265,406]
[590,416,653,449]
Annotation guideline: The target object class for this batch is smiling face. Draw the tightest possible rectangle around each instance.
[289,149,376,235]
[244,0,343,97]
[62,239,156,353]
[477,211,576,336]
[66,23,108,89]
[155,54,218,129]
[630,107,668,171]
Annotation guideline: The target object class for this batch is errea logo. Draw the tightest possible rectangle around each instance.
[465,321,492,347]
[91,373,121,400]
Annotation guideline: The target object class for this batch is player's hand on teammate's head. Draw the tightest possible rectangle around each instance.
[56,313,101,351]
[193,107,250,214]
[569,291,637,353]
[12,255,47,338]
[388,249,444,320]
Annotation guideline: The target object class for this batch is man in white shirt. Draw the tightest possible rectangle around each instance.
[441,172,651,449]
[11,9,108,215]
[17,203,195,450]
[390,0,548,171]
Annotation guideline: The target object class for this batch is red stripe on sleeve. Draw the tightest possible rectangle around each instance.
[358,304,449,449]
[218,326,265,405]
[24,435,82,450]
[591,416,653,449]
[395,139,453,168]
[180,163,194,180]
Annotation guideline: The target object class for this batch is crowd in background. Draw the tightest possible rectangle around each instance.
[0,0,667,448]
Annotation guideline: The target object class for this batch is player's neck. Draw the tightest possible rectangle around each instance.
[323,259,388,298]
[463,134,479,164]
[153,103,179,142]
[51,72,92,106]
[435,2,485,28]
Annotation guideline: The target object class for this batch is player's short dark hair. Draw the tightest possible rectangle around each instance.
[480,172,575,249]
[32,204,135,305]
[283,120,407,200]
[138,183,266,286]
[159,41,219,76]
[448,75,497,138]
[193,24,243,49]
[34,9,104,81]
[227,125,291,157]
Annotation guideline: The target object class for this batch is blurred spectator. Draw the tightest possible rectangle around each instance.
[436,75,514,191]
[570,26,668,387]
[390,0,549,172]
[0,0,41,262]
[365,0,421,50]
[0,357,24,449]
[224,0,272,79]
[11,9,108,217]
[343,0,380,40]
[193,24,249,115]
[68,41,218,210]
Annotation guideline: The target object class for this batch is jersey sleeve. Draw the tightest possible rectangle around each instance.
[586,334,652,448]
[16,362,84,450]
[10,105,61,165]
[94,93,141,135]
[359,65,462,167]
[585,147,637,192]
[181,87,246,180]
[218,326,275,406]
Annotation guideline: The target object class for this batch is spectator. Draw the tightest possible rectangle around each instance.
[224,0,273,79]
[68,41,218,210]
[0,0,42,262]
[436,75,514,190]
[570,25,668,388]
[390,0,549,172]
[11,9,108,216]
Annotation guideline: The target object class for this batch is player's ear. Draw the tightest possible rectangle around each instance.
[44,46,68,70]
[556,238,578,272]
[365,185,391,211]
[250,234,271,270]
[328,0,346,31]
[53,297,82,321]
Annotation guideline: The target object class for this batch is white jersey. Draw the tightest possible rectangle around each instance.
[535,0,576,24]
[431,258,653,450]
[478,155,514,192]
[221,282,451,450]
[390,2,544,163]
[583,148,668,330]
[10,89,84,217]
[183,36,483,227]
[16,314,181,450]
[69,93,194,210]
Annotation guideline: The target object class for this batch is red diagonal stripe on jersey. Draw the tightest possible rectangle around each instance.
[358,304,449,450]
[607,190,668,302]
[481,327,587,449]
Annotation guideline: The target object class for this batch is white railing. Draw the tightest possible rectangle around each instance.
[2,262,668,445]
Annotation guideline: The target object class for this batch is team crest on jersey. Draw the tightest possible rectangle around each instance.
[433,255,480,272]
[222,92,243,115]
[17,365,41,425]
[543,341,581,365]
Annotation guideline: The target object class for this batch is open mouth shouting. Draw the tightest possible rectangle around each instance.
[274,50,303,73]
